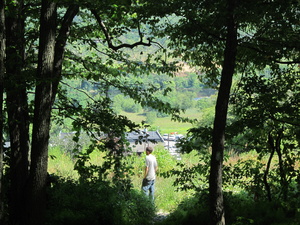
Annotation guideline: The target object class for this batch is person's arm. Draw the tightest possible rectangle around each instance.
[144,166,149,179]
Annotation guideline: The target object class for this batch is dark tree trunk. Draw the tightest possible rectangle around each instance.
[0,0,5,223]
[26,1,57,225]
[209,0,237,224]
[25,2,78,225]
[52,4,80,102]
[274,130,288,201]
[264,132,276,202]
[5,1,30,224]
[1,0,78,224]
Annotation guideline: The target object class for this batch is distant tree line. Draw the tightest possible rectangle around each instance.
[60,72,216,115]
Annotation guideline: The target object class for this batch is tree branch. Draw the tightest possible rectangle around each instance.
[52,4,79,104]
[269,114,300,127]
[91,10,151,51]
[60,80,96,102]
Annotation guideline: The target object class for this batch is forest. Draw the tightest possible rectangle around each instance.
[0,1,299,225]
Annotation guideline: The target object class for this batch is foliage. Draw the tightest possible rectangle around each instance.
[231,67,300,131]
[113,94,143,113]
[46,177,156,225]
[48,147,79,179]
[157,125,213,193]
[73,138,134,191]
[55,71,214,133]
[154,146,179,173]
[49,132,92,158]
[48,144,192,214]
[222,152,300,218]
[160,132,300,224]
[159,185,300,225]
[127,145,178,178]
[223,192,299,225]
[3,0,300,224]
[196,96,216,111]
[228,66,300,202]
[161,150,210,193]
[47,140,300,225]
[158,192,210,225]
[146,111,157,124]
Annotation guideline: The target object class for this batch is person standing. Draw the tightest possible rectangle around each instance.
[142,146,158,201]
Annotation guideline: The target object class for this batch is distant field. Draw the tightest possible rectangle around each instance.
[121,108,200,135]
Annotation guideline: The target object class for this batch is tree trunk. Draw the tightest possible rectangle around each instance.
[2,0,78,224]
[274,130,288,201]
[52,4,79,103]
[209,0,237,224]
[264,132,276,202]
[0,0,5,222]
[26,1,57,225]
[25,2,79,225]
[5,1,31,224]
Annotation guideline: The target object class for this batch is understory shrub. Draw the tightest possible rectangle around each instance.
[157,191,300,225]
[158,192,210,225]
[224,192,285,225]
[46,177,155,225]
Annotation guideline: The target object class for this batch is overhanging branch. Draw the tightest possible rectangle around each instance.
[91,10,151,51]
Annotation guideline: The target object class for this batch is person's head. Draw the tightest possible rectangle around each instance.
[145,146,153,155]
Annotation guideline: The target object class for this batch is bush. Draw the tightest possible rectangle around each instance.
[158,191,300,225]
[46,177,156,225]
[146,111,157,124]
[225,192,298,225]
[158,192,210,225]
[154,145,178,174]
[127,145,177,178]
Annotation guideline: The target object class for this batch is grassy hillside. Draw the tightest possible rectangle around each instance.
[121,108,199,135]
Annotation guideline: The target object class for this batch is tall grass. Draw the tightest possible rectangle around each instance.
[48,147,79,179]
[48,145,195,214]
[48,144,300,225]
[127,146,196,213]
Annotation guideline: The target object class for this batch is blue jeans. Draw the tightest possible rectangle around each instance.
[142,179,155,200]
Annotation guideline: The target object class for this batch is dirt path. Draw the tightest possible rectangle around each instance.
[153,210,169,224]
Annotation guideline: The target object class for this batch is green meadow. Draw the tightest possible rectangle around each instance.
[121,108,199,135]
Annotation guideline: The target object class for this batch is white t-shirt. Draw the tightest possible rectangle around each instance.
[145,154,158,180]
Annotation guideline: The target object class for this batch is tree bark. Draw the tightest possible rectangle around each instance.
[26,1,57,225]
[26,2,79,225]
[5,1,31,224]
[264,132,276,202]
[0,0,5,222]
[274,130,288,201]
[209,0,237,224]
[52,4,79,102]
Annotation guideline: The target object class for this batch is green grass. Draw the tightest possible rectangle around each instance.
[48,147,79,179]
[121,108,199,135]
[48,145,195,214]
[128,147,196,213]
[48,145,300,224]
